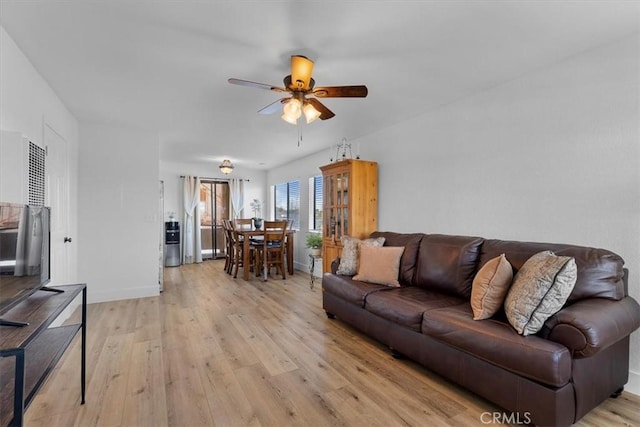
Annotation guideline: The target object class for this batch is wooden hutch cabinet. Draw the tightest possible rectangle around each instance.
[319,159,378,272]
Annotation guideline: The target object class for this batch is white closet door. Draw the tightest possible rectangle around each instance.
[45,124,70,285]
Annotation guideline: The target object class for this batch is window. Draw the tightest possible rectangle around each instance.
[308,176,323,231]
[274,180,300,229]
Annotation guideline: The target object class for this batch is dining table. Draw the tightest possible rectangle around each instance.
[236,228,295,280]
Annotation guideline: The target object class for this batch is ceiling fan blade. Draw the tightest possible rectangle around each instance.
[290,55,314,91]
[312,85,368,98]
[307,98,335,120]
[257,98,288,115]
[228,78,287,93]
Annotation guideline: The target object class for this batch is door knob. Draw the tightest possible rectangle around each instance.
[64,237,72,243]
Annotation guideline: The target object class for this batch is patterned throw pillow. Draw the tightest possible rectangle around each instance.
[353,245,405,287]
[336,236,385,276]
[471,254,514,320]
[504,251,577,335]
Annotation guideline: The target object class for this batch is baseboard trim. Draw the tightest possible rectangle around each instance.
[293,260,323,278]
[627,369,640,396]
[88,285,159,304]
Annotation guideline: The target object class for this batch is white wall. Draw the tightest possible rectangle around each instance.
[271,36,640,394]
[0,25,79,284]
[78,123,160,303]
[2,23,161,307]
[266,150,328,273]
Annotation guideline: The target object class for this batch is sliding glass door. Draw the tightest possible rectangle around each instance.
[199,181,230,260]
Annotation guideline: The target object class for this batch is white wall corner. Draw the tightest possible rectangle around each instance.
[626,369,640,397]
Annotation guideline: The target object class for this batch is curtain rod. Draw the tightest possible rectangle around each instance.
[180,175,250,182]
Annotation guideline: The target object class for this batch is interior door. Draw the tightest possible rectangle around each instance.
[45,124,69,285]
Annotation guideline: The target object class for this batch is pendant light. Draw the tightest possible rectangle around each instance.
[219,159,234,175]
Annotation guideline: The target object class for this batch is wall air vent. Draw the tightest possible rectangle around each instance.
[28,141,46,206]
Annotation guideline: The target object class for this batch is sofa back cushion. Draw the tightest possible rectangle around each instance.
[479,239,625,302]
[369,231,424,285]
[414,234,484,298]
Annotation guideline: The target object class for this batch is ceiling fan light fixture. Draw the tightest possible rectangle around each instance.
[281,112,298,125]
[219,159,234,175]
[303,102,321,123]
[229,55,367,127]
[281,98,302,124]
[283,98,302,116]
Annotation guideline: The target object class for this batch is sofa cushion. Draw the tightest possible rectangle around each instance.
[471,254,514,320]
[322,274,391,307]
[505,251,577,336]
[353,245,405,287]
[414,234,484,298]
[370,231,424,285]
[479,239,625,302]
[422,304,572,387]
[365,287,467,331]
[336,235,385,276]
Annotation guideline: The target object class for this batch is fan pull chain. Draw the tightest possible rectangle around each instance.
[297,120,302,147]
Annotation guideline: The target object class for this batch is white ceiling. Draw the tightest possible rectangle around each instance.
[1,1,638,170]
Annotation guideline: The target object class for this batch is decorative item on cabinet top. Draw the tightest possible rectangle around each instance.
[329,137,361,163]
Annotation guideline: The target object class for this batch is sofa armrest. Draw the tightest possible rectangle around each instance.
[543,297,640,358]
[331,257,341,274]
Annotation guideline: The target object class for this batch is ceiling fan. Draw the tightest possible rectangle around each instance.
[228,55,368,124]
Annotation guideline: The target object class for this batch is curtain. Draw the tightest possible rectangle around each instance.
[182,175,202,264]
[230,178,245,219]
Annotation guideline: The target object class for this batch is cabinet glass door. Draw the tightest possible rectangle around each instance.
[324,175,334,238]
[322,168,350,240]
[337,172,349,238]
[342,173,349,205]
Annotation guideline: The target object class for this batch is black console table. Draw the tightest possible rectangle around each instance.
[0,284,86,427]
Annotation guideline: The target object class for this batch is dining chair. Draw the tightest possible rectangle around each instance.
[221,220,234,274]
[252,220,288,281]
[230,221,254,279]
[283,219,294,270]
[234,218,253,231]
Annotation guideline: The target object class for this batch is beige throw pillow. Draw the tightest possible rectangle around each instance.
[504,251,577,336]
[353,245,405,287]
[471,254,513,320]
[336,236,385,276]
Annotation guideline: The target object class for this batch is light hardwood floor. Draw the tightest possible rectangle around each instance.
[24,260,640,426]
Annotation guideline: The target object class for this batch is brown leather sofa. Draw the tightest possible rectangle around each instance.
[322,232,640,426]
